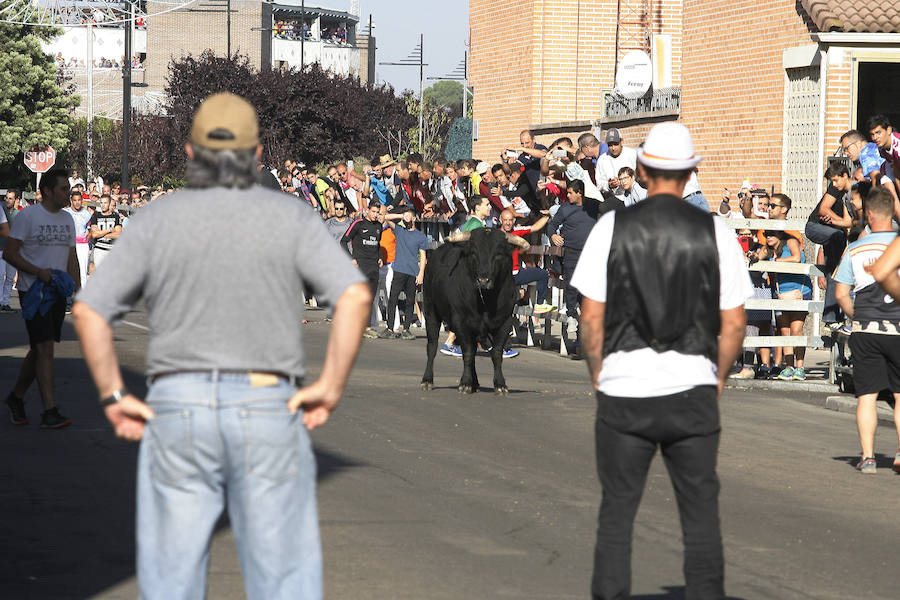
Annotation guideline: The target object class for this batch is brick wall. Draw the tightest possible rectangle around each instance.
[471,0,684,159]
[823,47,853,158]
[145,0,264,95]
[680,0,817,202]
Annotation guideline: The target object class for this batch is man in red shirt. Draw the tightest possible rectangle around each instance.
[499,208,553,314]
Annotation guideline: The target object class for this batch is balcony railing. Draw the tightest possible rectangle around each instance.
[601,87,681,123]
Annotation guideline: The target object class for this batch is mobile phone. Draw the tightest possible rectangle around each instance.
[551,148,567,159]
[505,150,518,159]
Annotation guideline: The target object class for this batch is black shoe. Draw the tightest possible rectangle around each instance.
[40,407,72,429]
[5,392,28,425]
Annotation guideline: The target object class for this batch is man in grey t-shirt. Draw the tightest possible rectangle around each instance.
[323,198,352,242]
[72,93,371,599]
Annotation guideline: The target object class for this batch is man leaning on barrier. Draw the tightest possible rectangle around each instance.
[72,92,371,600]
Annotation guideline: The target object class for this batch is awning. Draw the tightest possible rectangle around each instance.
[800,0,900,33]
[271,3,359,22]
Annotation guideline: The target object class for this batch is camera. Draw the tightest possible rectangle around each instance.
[505,150,518,159]
[551,148,568,159]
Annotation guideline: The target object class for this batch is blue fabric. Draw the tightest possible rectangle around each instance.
[860,142,886,179]
[392,225,429,276]
[369,176,390,205]
[771,245,811,297]
[21,269,74,320]
[138,374,321,600]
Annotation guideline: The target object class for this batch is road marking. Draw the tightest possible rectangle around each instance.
[120,320,149,332]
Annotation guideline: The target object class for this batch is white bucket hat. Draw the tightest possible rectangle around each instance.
[637,122,702,170]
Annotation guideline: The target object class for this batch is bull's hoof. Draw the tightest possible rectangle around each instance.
[458,384,475,394]
[420,381,433,391]
[494,386,509,396]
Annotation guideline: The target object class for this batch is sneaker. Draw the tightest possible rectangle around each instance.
[440,343,462,357]
[856,456,876,474]
[377,327,398,339]
[399,329,416,340]
[40,407,71,429]
[0,304,16,314]
[733,368,756,379]
[532,303,556,315]
[363,327,380,339]
[756,365,771,380]
[5,392,28,425]
[777,366,795,380]
[894,451,900,474]
[502,348,520,358]
[838,322,852,336]
[792,367,806,381]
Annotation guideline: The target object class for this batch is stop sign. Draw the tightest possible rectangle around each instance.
[23,146,56,173]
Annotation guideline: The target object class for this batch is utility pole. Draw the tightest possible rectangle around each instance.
[300,0,305,68]
[418,33,424,153]
[380,35,429,154]
[86,22,93,182]
[427,51,470,119]
[121,2,132,189]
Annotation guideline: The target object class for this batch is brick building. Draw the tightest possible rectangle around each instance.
[469,0,900,215]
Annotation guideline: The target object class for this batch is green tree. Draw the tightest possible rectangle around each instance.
[0,21,79,178]
[423,80,473,119]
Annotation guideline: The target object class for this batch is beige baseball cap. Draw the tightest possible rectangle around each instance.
[189,92,260,150]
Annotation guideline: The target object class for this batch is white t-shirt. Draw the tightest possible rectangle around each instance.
[596,146,638,198]
[682,172,701,197]
[63,207,93,244]
[8,204,76,292]
[571,209,753,397]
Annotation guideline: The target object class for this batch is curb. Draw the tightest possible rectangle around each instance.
[726,377,838,394]
[823,395,895,424]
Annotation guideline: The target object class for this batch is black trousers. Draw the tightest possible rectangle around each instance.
[593,386,724,600]
[387,271,417,331]
[359,261,380,326]
[562,249,582,318]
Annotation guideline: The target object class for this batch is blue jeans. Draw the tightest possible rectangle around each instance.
[137,372,321,600]
[514,267,549,303]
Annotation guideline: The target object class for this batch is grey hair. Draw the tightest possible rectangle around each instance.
[185,145,258,189]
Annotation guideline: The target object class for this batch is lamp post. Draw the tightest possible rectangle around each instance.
[380,34,428,153]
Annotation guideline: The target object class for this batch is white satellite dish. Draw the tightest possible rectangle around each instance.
[614,50,652,99]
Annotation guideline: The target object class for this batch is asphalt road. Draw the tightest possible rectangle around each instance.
[2,304,900,599]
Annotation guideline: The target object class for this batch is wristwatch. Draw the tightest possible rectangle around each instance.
[99,388,128,407]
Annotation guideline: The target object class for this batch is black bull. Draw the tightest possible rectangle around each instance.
[420,227,530,394]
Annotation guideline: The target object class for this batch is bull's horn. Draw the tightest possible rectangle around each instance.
[504,233,530,249]
[446,231,471,243]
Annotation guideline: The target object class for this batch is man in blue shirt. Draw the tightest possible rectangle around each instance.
[378,206,429,339]
[840,129,899,212]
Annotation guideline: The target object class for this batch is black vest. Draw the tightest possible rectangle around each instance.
[604,195,720,363]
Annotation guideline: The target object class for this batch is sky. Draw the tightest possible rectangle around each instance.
[354,0,469,95]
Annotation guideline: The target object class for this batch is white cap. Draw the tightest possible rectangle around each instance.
[475,161,490,175]
[637,122,702,171]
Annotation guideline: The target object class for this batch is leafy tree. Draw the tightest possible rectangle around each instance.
[424,80,466,118]
[163,51,414,171]
[0,20,79,186]
[404,95,453,163]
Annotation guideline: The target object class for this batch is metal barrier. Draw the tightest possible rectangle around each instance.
[723,217,825,350]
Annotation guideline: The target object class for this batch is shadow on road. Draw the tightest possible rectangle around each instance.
[631,586,746,599]
[832,453,899,470]
[0,346,366,599]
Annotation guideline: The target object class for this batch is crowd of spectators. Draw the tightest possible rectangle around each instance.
[273,20,350,45]
[55,52,144,70]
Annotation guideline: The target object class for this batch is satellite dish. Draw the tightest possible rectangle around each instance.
[0,0,196,27]
[614,50,652,99]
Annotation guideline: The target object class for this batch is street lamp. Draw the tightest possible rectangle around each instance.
[380,34,428,153]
